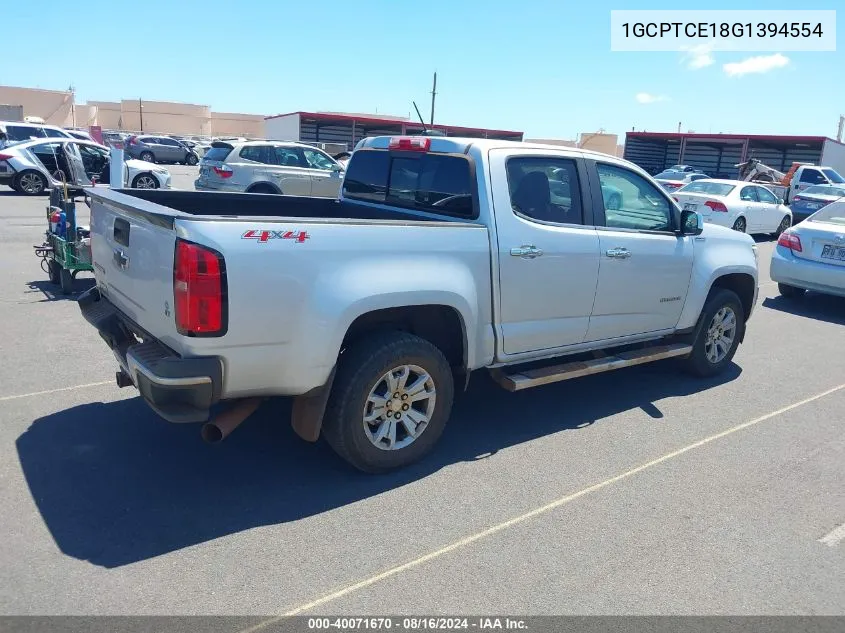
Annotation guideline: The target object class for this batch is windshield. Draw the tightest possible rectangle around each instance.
[678,182,736,196]
[821,168,845,184]
[804,185,845,197]
[809,203,845,225]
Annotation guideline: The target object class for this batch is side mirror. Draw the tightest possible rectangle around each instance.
[680,209,704,236]
[777,198,784,205]
[331,163,343,173]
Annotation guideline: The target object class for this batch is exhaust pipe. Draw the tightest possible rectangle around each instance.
[201,397,263,444]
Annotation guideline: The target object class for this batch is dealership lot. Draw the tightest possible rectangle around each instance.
[0,189,843,615]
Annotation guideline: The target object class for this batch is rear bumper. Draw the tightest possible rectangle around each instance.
[770,247,845,298]
[78,286,224,423]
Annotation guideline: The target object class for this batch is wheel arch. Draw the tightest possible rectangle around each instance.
[246,181,282,194]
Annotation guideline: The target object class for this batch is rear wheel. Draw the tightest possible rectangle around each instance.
[14,170,47,195]
[773,215,791,238]
[139,151,155,163]
[681,288,744,378]
[186,153,199,166]
[778,283,806,299]
[732,216,746,233]
[322,331,454,473]
[132,173,159,189]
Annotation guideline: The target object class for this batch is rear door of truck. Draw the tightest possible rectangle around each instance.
[88,189,182,348]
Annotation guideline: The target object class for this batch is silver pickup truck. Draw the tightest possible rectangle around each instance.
[78,135,759,472]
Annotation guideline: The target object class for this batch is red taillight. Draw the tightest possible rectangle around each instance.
[388,137,431,151]
[777,231,803,252]
[793,196,802,202]
[665,182,682,189]
[174,240,226,336]
[0,153,13,161]
[127,136,138,145]
[212,165,233,178]
[704,200,728,213]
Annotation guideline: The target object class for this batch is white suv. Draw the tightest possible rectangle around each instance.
[195,140,344,197]
[0,121,74,146]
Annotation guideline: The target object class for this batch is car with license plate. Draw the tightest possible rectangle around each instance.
[0,138,171,194]
[789,185,845,224]
[196,140,345,196]
[771,200,845,299]
[673,179,792,236]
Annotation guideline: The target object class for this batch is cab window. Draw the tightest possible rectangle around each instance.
[505,156,583,225]
[597,163,673,232]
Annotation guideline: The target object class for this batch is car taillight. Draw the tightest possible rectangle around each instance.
[792,196,802,202]
[0,153,13,161]
[212,165,233,178]
[704,200,728,212]
[388,137,431,151]
[127,136,138,145]
[777,231,803,252]
[174,239,226,336]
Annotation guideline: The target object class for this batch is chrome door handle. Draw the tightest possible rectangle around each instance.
[510,245,544,259]
[605,247,631,259]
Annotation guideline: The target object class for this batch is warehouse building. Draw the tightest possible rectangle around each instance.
[264,111,523,149]
[624,131,845,178]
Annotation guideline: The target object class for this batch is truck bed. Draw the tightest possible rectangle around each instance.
[108,189,479,224]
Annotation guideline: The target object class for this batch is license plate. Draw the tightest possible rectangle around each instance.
[683,203,697,212]
[821,244,845,261]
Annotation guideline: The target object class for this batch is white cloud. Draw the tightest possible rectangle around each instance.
[723,53,789,77]
[635,92,669,104]
[682,45,714,70]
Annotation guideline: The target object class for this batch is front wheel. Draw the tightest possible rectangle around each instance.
[132,173,159,189]
[322,332,454,473]
[732,217,746,233]
[681,288,744,378]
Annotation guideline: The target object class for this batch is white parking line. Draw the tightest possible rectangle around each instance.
[234,382,845,625]
[0,381,113,402]
[819,523,845,547]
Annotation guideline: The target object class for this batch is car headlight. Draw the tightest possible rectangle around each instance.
[152,168,168,175]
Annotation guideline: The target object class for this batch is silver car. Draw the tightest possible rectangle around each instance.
[126,135,199,165]
[195,141,344,196]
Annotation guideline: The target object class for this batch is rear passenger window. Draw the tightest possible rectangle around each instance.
[343,149,474,217]
[271,146,303,167]
[506,157,583,224]
[739,186,758,202]
[239,145,267,163]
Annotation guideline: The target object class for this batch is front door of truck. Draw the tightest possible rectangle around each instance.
[584,160,693,342]
[489,149,601,357]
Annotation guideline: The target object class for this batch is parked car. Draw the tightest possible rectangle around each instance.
[654,170,710,192]
[65,129,94,141]
[673,179,792,236]
[668,164,701,173]
[196,140,344,196]
[178,138,207,158]
[125,135,199,165]
[0,121,75,146]
[771,200,845,299]
[0,138,171,194]
[789,185,845,224]
[77,135,758,472]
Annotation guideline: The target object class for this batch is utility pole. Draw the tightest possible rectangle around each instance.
[677,121,681,133]
[139,98,144,132]
[837,115,844,142]
[430,72,437,126]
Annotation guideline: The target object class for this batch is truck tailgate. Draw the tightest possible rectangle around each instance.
[89,190,180,348]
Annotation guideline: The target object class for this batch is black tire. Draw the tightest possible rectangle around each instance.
[322,331,454,473]
[139,151,155,163]
[132,173,160,189]
[681,288,745,378]
[186,153,199,166]
[14,170,48,196]
[732,217,746,233]
[778,283,806,299]
[48,260,60,285]
[773,215,791,238]
[607,194,621,210]
[59,267,73,295]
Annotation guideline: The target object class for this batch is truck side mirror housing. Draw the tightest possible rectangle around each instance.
[680,209,704,236]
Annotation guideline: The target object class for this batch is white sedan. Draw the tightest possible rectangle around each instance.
[771,200,845,299]
[0,138,171,195]
[673,179,792,236]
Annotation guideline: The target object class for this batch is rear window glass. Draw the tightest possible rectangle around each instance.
[678,182,735,196]
[654,171,683,179]
[808,203,845,225]
[344,149,475,218]
[203,146,233,162]
[821,169,845,184]
[805,185,845,197]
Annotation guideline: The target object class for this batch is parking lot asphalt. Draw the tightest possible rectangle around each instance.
[0,186,843,616]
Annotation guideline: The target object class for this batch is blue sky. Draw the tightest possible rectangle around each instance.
[3,0,842,140]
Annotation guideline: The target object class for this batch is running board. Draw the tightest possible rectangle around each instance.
[490,343,693,392]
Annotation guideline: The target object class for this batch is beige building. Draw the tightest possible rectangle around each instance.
[1,85,263,137]
[526,132,623,157]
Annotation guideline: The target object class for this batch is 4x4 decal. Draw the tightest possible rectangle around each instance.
[242,229,310,244]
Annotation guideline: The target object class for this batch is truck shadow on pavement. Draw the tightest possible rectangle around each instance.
[16,361,740,569]
[25,278,95,301]
[762,294,845,327]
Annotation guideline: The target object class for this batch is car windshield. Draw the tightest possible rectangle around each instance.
[821,169,845,184]
[678,182,736,196]
[808,202,845,225]
[804,185,845,197]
